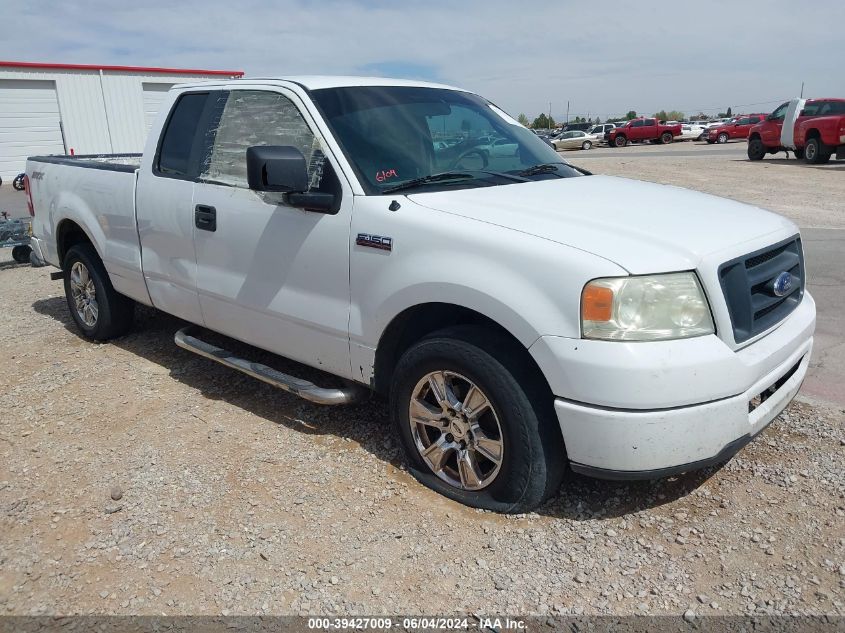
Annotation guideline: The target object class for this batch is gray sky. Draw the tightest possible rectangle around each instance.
[3,0,843,121]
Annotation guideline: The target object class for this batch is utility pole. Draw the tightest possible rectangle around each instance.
[549,102,552,128]
[566,100,570,124]
[800,81,804,98]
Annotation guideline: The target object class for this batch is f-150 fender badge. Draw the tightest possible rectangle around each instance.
[356,233,393,251]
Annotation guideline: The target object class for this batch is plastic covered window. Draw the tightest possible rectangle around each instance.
[201,90,323,189]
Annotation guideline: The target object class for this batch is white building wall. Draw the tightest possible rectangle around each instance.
[0,65,239,180]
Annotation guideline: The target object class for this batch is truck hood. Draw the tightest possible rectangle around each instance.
[409,175,796,274]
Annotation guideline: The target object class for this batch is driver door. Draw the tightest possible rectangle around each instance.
[191,88,354,379]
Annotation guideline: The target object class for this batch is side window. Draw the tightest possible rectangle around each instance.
[631,120,644,128]
[157,92,209,178]
[770,102,789,121]
[643,118,656,126]
[738,117,751,125]
[201,90,322,189]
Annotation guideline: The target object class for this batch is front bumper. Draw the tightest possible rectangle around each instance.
[28,235,48,267]
[532,293,815,475]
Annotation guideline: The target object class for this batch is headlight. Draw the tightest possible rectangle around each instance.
[581,272,714,341]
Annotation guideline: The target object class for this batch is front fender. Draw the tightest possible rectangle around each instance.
[348,195,625,381]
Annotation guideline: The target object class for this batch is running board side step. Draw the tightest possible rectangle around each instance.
[174,326,368,405]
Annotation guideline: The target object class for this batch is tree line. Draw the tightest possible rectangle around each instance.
[518,106,736,128]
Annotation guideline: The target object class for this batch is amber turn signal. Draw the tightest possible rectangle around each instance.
[582,284,613,322]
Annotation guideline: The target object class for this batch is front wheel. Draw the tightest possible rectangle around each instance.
[390,327,565,513]
[63,243,135,340]
[581,140,592,150]
[747,138,766,161]
[804,137,832,164]
[12,174,25,191]
[717,133,729,144]
[614,135,627,147]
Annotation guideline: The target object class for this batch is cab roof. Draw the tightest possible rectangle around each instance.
[174,75,468,93]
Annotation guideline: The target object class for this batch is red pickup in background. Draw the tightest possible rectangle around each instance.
[748,98,845,164]
[606,118,682,147]
[706,114,768,144]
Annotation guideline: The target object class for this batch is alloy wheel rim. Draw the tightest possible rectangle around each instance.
[409,370,504,491]
[806,142,816,159]
[70,261,98,327]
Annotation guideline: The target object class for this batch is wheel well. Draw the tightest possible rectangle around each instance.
[805,128,821,140]
[748,133,761,142]
[56,220,93,265]
[373,303,550,398]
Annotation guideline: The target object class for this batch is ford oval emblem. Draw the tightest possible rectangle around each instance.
[772,272,793,297]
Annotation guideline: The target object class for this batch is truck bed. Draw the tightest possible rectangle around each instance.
[27,153,142,173]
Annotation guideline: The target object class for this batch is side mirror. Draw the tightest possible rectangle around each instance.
[246,145,308,193]
[246,145,338,214]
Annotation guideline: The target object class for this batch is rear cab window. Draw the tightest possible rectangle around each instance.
[156,92,211,178]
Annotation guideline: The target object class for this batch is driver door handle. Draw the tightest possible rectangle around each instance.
[195,204,216,232]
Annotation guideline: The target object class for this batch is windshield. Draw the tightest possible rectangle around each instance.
[310,86,581,195]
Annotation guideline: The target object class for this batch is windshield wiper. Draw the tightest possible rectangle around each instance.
[517,163,565,177]
[381,170,529,194]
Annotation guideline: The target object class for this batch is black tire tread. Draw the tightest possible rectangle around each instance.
[63,243,134,340]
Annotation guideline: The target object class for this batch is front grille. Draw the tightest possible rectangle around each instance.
[719,236,804,344]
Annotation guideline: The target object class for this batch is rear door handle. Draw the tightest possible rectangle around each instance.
[195,204,216,232]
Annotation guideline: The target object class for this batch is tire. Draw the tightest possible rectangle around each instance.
[614,135,627,147]
[62,243,134,340]
[11,244,31,263]
[12,174,25,191]
[581,140,592,150]
[661,132,673,144]
[717,133,729,144]
[804,137,832,164]
[390,326,566,513]
[747,138,766,161]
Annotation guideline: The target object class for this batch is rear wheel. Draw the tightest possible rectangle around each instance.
[660,132,673,144]
[62,243,135,340]
[747,138,766,161]
[614,135,627,147]
[390,326,565,513]
[12,174,25,191]
[804,137,832,164]
[717,133,729,144]
[11,244,31,263]
[581,140,592,150]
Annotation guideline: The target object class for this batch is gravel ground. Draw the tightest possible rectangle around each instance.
[1,150,844,618]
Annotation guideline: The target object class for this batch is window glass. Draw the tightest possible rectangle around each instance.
[311,85,577,194]
[770,102,789,120]
[157,93,209,177]
[202,90,321,189]
[738,117,750,125]
[631,120,644,128]
[644,119,656,126]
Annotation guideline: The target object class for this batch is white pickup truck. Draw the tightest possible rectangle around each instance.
[25,76,815,512]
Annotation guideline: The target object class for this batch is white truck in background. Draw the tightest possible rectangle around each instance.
[26,76,815,512]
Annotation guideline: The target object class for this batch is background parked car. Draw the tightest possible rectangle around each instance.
[706,114,768,144]
[588,123,616,143]
[561,122,593,132]
[678,123,706,141]
[551,129,594,150]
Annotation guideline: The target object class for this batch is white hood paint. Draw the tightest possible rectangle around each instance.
[410,175,796,274]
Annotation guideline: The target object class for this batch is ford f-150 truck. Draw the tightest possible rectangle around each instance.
[25,77,815,513]
[606,118,682,147]
[748,97,845,164]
